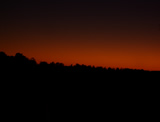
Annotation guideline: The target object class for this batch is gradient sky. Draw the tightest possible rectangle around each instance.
[0,0,160,71]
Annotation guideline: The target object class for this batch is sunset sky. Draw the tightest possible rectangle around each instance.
[0,0,160,71]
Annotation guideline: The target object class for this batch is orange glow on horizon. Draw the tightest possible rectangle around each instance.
[1,1,160,72]
[1,33,160,71]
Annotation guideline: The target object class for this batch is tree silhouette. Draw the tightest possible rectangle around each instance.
[0,51,158,122]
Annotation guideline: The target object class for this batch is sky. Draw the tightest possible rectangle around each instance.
[0,0,160,71]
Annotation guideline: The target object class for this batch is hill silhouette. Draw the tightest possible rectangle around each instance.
[0,51,159,122]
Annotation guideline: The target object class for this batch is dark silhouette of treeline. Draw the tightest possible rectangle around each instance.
[0,51,159,122]
[1,51,158,81]
[0,51,149,74]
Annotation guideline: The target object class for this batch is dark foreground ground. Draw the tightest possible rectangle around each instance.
[0,52,159,121]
